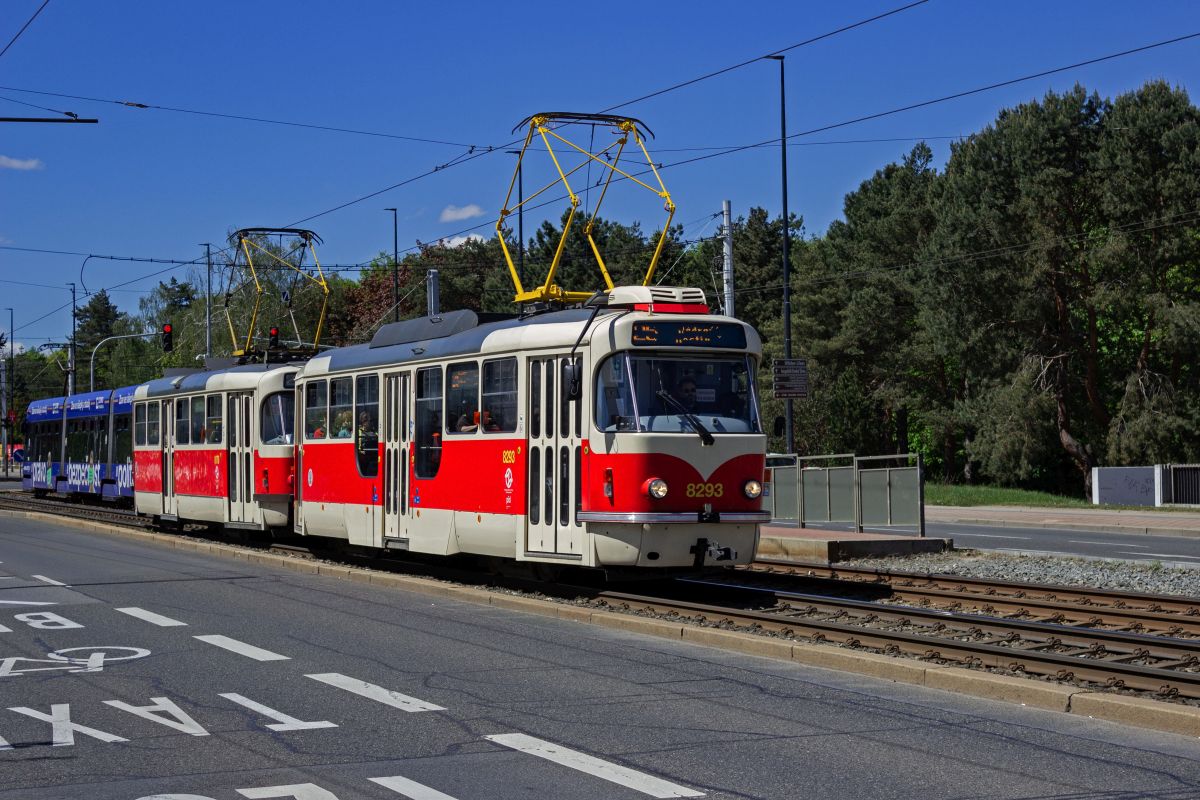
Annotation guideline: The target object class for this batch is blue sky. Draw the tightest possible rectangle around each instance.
[2,0,1198,349]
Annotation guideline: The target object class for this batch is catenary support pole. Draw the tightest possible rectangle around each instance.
[426,269,440,317]
[722,200,734,317]
[385,208,399,322]
[202,243,212,358]
[68,282,76,397]
[768,54,794,454]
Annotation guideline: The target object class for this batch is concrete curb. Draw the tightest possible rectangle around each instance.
[5,508,1198,740]
[933,515,1200,539]
[756,534,951,562]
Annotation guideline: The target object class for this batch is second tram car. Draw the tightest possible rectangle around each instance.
[22,386,136,501]
[292,285,768,572]
[132,364,297,529]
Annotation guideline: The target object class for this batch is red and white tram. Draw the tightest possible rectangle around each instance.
[132,364,297,530]
[292,285,768,573]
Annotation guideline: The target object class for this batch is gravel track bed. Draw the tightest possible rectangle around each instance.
[838,550,1200,598]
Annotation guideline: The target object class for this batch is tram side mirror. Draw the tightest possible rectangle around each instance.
[564,360,581,401]
[773,416,785,437]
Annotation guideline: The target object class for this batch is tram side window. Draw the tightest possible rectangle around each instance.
[66,419,87,461]
[329,378,353,439]
[95,416,108,462]
[113,413,132,464]
[134,403,147,446]
[304,381,328,439]
[206,395,223,444]
[355,375,379,477]
[260,391,294,445]
[446,362,479,434]
[191,396,206,443]
[147,402,160,446]
[482,358,517,433]
[175,398,190,445]
[414,367,442,478]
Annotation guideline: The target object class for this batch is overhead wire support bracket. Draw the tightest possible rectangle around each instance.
[496,112,675,306]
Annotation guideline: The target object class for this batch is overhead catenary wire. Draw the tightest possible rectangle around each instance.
[0,0,51,62]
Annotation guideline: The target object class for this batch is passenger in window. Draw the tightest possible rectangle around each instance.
[333,410,353,439]
[208,421,222,443]
[672,378,698,412]
[482,409,501,432]
[456,409,478,432]
[357,412,378,455]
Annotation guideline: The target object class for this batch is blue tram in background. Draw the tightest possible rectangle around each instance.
[22,385,137,502]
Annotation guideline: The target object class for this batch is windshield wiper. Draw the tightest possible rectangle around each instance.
[656,390,715,445]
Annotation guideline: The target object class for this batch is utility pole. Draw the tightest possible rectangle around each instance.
[68,282,77,397]
[1,355,7,477]
[384,209,399,322]
[3,307,11,477]
[201,243,212,357]
[767,54,794,454]
[722,200,735,318]
[426,269,440,317]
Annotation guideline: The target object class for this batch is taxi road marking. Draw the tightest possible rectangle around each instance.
[486,733,704,798]
[370,774,460,799]
[194,635,289,661]
[115,607,187,627]
[31,575,68,586]
[305,673,445,712]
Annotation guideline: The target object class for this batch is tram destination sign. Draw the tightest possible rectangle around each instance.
[630,321,747,349]
[772,357,809,399]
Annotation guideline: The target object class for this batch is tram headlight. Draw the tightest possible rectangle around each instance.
[646,478,669,499]
[743,479,763,499]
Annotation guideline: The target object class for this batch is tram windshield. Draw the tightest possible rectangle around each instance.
[594,352,760,435]
[260,391,295,445]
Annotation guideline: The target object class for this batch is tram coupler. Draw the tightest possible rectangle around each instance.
[689,538,736,568]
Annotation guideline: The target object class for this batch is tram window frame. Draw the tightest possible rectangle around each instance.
[481,357,517,434]
[354,374,380,477]
[134,403,147,446]
[529,361,541,439]
[205,395,223,444]
[260,391,295,446]
[304,380,328,440]
[445,361,480,435]
[190,396,206,444]
[175,398,191,445]
[414,366,443,479]
[113,412,132,464]
[95,415,108,462]
[147,401,160,446]
[329,377,354,440]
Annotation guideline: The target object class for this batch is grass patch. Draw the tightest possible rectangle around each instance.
[925,483,1094,508]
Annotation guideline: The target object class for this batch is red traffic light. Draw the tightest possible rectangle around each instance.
[269,326,279,336]
[162,324,172,334]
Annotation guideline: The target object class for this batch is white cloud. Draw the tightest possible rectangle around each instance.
[442,234,484,248]
[0,155,44,171]
[439,203,485,223]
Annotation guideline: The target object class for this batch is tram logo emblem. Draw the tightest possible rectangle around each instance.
[504,467,513,491]
[307,468,313,487]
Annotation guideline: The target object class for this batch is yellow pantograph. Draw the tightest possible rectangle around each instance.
[224,228,330,357]
[496,112,675,304]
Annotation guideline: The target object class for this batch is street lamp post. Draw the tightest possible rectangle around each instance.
[506,150,525,287]
[3,308,10,477]
[767,54,794,454]
[384,208,399,322]
[90,332,156,392]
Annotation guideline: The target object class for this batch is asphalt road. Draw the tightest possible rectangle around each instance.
[1,514,1199,799]
[915,521,1200,565]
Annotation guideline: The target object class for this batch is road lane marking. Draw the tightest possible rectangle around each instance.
[305,673,445,712]
[8,703,128,746]
[194,635,289,661]
[31,575,68,586]
[1070,540,1146,547]
[238,785,338,799]
[485,733,704,798]
[220,693,336,731]
[1133,552,1200,560]
[103,696,209,736]
[370,775,460,799]
[0,599,56,606]
[950,533,1031,540]
[116,607,187,627]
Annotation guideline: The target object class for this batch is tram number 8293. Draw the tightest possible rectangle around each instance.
[686,482,724,498]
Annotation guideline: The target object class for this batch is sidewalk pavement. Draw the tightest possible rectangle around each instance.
[925,504,1200,537]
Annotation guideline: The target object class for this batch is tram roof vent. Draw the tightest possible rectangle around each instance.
[606,285,708,313]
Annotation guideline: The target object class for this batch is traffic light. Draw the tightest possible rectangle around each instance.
[268,326,280,348]
[161,323,173,352]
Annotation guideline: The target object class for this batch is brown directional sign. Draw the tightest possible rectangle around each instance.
[772,358,809,399]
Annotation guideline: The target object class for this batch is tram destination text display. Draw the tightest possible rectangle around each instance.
[630,321,747,349]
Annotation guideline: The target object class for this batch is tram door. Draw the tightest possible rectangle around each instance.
[525,356,584,557]
[228,393,253,524]
[161,399,174,517]
[381,371,410,542]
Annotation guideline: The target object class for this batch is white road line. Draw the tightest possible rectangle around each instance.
[369,775,460,799]
[1070,540,1145,547]
[0,599,55,606]
[115,607,187,627]
[486,733,704,798]
[194,635,289,661]
[1133,552,1200,560]
[994,548,1080,557]
[32,575,68,586]
[305,673,444,712]
[950,533,1031,540]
